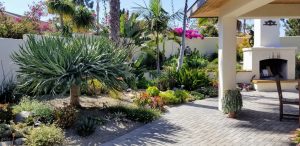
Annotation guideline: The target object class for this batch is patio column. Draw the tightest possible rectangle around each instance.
[218,16,237,111]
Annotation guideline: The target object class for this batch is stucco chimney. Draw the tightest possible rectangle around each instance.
[254,19,281,47]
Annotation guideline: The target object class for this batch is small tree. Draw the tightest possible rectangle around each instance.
[284,19,300,36]
[12,36,131,107]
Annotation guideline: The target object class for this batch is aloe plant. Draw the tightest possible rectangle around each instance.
[222,89,243,114]
[11,36,131,107]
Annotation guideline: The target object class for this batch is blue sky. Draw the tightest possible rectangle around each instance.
[0,0,196,19]
[1,0,285,36]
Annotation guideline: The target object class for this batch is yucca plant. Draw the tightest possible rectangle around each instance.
[222,89,243,118]
[11,36,131,107]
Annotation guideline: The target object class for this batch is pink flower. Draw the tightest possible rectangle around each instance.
[92,13,97,17]
[173,27,204,40]
[15,17,22,23]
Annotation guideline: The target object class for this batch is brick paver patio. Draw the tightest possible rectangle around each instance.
[103,91,299,146]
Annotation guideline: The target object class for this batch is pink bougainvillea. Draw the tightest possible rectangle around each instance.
[25,1,46,21]
[14,17,22,23]
[173,27,204,40]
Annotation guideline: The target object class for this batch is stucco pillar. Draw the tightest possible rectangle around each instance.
[218,16,237,111]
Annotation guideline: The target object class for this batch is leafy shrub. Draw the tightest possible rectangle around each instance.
[237,38,250,62]
[12,98,54,124]
[76,117,97,137]
[174,90,190,103]
[146,86,160,96]
[134,92,164,110]
[83,79,108,95]
[158,90,191,105]
[159,90,180,104]
[0,76,20,104]
[0,123,12,140]
[196,87,218,97]
[0,9,38,39]
[54,106,78,129]
[176,68,211,90]
[190,91,206,100]
[184,52,209,69]
[26,124,64,146]
[0,104,12,123]
[133,92,152,108]
[106,106,161,123]
[136,77,153,89]
[291,129,300,144]
[222,89,243,114]
[154,68,177,91]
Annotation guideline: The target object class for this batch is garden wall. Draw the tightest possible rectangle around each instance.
[0,38,24,81]
[0,36,299,82]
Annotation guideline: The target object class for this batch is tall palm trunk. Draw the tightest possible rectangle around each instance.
[109,0,120,41]
[96,0,100,34]
[156,31,160,74]
[70,84,81,107]
[177,0,188,71]
[60,13,64,28]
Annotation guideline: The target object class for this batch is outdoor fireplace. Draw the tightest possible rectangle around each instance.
[241,19,298,91]
[259,59,287,79]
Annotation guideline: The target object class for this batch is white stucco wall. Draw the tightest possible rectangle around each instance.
[281,36,300,52]
[0,38,24,81]
[0,36,300,82]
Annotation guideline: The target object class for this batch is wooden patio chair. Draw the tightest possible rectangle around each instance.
[275,76,300,125]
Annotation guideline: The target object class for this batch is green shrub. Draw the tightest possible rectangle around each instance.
[222,89,243,114]
[0,76,20,104]
[136,77,153,89]
[176,68,211,91]
[197,87,218,97]
[12,98,54,124]
[154,68,177,91]
[190,91,206,100]
[0,104,12,123]
[76,117,97,137]
[159,90,180,104]
[291,129,300,144]
[106,106,161,123]
[146,86,160,96]
[0,123,12,140]
[26,125,64,146]
[54,106,78,129]
[174,90,190,103]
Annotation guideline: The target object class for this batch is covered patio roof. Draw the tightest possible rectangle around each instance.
[188,0,300,18]
[186,0,300,111]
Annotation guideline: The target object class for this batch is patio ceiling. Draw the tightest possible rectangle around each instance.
[188,0,300,18]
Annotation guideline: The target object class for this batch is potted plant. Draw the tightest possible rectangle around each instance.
[222,89,243,118]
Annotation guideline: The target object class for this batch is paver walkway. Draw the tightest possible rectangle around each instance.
[103,91,299,146]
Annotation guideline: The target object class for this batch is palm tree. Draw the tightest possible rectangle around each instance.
[96,0,100,34]
[135,0,170,73]
[46,0,74,28]
[73,0,94,8]
[12,36,131,107]
[73,6,95,30]
[177,0,188,71]
[109,0,120,41]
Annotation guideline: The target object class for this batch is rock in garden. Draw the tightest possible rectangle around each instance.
[0,141,13,146]
[15,111,32,123]
[14,138,26,145]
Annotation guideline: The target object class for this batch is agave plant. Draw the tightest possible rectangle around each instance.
[11,36,131,107]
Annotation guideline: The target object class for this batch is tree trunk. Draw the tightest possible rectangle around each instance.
[70,84,81,107]
[177,0,188,71]
[96,0,100,34]
[156,31,160,74]
[60,13,64,28]
[109,0,120,42]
